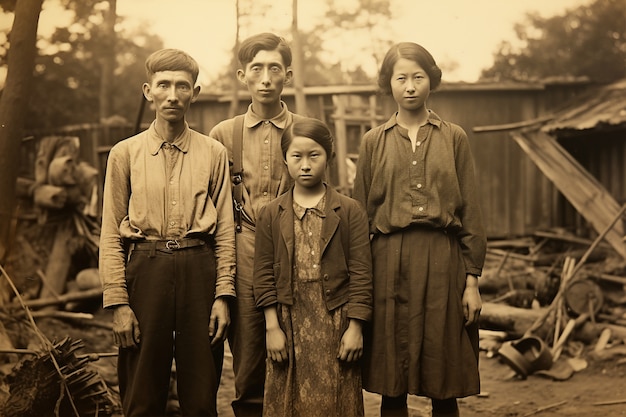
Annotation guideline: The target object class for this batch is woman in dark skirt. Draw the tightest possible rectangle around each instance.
[352,42,487,417]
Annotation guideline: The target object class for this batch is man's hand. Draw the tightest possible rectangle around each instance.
[113,305,140,349]
[209,297,230,346]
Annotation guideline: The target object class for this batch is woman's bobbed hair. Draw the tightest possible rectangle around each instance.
[377,42,442,95]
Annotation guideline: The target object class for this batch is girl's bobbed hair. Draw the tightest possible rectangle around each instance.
[377,42,442,95]
[281,117,335,161]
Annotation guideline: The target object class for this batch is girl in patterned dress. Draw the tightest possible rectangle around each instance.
[353,42,487,417]
[253,117,373,417]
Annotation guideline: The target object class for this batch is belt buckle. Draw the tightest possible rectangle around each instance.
[166,240,181,250]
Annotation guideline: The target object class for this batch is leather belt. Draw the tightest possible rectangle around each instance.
[130,238,206,251]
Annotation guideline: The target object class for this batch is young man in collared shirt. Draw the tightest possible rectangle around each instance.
[209,33,305,417]
[99,48,236,417]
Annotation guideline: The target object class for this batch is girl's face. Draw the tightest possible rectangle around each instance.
[285,136,328,189]
[390,58,431,112]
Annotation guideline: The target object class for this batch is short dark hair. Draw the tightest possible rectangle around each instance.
[145,48,200,84]
[238,33,292,68]
[281,118,335,162]
[378,42,442,94]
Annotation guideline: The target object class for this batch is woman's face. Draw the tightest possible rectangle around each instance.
[390,58,431,112]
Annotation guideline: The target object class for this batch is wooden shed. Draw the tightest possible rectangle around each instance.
[475,79,626,258]
[186,81,592,238]
[23,80,599,239]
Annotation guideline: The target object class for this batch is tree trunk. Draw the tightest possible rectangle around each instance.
[291,0,307,114]
[0,0,43,283]
[227,0,240,119]
[99,0,117,123]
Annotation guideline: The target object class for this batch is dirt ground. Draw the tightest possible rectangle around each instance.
[22,308,626,417]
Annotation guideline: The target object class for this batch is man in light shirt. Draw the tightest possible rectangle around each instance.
[99,48,235,417]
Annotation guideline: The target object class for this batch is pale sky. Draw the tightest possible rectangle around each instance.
[2,0,593,86]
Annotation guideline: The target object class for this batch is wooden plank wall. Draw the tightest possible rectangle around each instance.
[24,83,601,239]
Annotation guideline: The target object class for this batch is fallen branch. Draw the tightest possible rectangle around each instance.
[593,398,626,406]
[20,311,94,320]
[522,400,567,417]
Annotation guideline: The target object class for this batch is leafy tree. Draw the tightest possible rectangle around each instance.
[481,0,626,83]
[0,0,164,130]
[311,0,393,84]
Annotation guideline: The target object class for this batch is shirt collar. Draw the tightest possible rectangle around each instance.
[383,109,442,131]
[148,121,191,155]
[244,100,290,129]
[293,192,327,220]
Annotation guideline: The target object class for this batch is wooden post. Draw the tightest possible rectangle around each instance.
[39,219,74,307]
[331,95,349,193]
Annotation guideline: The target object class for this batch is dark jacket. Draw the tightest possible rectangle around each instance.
[253,185,373,322]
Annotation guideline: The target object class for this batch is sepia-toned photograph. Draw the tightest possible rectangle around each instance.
[0,0,625,416]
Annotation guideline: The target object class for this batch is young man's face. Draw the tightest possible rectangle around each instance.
[237,50,292,106]
[143,70,200,123]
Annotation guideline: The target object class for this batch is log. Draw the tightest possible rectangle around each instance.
[480,302,626,342]
[10,288,102,310]
[480,302,549,338]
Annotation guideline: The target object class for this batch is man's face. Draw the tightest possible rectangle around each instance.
[238,50,292,106]
[143,70,200,123]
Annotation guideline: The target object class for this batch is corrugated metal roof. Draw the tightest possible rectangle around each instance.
[542,78,626,133]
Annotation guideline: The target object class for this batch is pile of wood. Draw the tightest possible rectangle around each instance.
[479,226,626,377]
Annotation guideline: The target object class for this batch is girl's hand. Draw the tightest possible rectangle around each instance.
[463,274,482,326]
[263,306,288,362]
[266,326,288,363]
[338,319,363,362]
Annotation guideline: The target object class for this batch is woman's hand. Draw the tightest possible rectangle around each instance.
[463,274,482,326]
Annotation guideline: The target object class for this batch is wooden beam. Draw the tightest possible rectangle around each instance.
[511,131,626,259]
[331,95,349,193]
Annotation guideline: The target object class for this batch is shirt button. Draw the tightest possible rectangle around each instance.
[417,183,422,189]
[324,274,329,280]
[264,139,269,144]
[412,161,417,165]
[308,232,313,236]
[416,141,421,146]
[172,201,177,205]
[313,264,318,269]
[264,165,269,170]
[170,221,176,225]
[264,120,270,125]
[418,207,424,212]
[311,250,315,255]
[263,191,268,196]
[169,180,174,185]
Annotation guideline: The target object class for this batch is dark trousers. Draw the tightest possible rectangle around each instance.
[228,227,265,417]
[118,244,223,417]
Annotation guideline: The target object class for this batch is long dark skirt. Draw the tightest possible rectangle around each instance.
[362,227,480,400]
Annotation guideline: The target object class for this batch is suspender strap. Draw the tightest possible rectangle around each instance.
[232,115,245,233]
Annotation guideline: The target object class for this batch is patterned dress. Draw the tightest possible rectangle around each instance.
[263,195,364,417]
